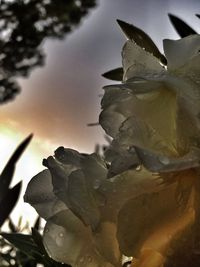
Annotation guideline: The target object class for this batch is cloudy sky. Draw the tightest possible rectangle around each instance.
[0,0,199,223]
[1,0,199,151]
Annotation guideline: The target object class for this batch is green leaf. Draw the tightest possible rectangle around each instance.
[102,67,123,81]
[117,19,167,65]
[33,216,41,231]
[0,134,33,202]
[31,228,48,258]
[168,14,197,37]
[1,232,47,265]
[0,182,22,227]
[8,218,17,233]
[0,233,37,257]
[1,231,71,267]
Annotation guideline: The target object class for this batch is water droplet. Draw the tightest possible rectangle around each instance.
[135,165,141,171]
[158,155,170,165]
[59,232,64,237]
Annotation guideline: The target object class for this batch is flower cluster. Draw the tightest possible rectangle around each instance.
[24,21,200,267]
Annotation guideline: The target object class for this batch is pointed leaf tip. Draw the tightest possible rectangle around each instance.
[102,67,123,81]
[168,13,197,37]
[116,19,167,65]
[8,133,33,164]
[0,134,33,202]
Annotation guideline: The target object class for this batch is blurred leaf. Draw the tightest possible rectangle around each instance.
[168,14,197,37]
[0,252,12,264]
[0,222,71,266]
[0,182,22,227]
[87,122,99,126]
[31,228,48,258]
[33,217,41,231]
[8,218,17,233]
[0,233,38,258]
[0,232,48,266]
[196,14,200,19]
[0,134,33,202]
[18,216,23,229]
[117,19,167,65]
[102,67,123,81]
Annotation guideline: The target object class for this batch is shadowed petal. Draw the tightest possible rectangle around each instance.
[163,35,200,70]
[117,177,195,261]
[43,210,115,266]
[134,146,200,173]
[122,40,164,81]
[24,169,66,220]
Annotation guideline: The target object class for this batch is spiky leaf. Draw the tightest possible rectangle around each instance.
[168,14,197,37]
[0,134,33,202]
[1,233,38,258]
[102,67,123,81]
[117,19,167,65]
[33,217,41,231]
[0,182,22,227]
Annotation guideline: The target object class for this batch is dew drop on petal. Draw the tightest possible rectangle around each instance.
[59,232,64,237]
[135,165,142,171]
[158,155,170,165]
[56,233,64,246]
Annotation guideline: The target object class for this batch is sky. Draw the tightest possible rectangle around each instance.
[0,0,199,225]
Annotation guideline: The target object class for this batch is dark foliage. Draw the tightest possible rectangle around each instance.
[168,13,197,37]
[0,134,32,227]
[0,0,97,103]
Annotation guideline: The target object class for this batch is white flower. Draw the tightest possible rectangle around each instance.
[24,25,200,267]
[98,31,200,266]
[24,147,168,267]
[100,34,200,172]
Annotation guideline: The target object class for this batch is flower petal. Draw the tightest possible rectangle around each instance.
[117,178,195,260]
[105,142,140,177]
[163,34,200,70]
[99,107,126,138]
[122,40,164,81]
[24,169,66,220]
[118,117,175,155]
[45,153,108,230]
[97,167,163,223]
[66,169,101,229]
[100,81,177,149]
[43,210,114,266]
[134,146,200,173]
